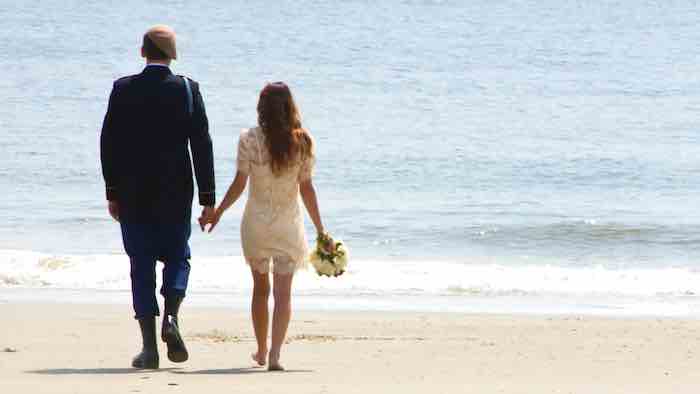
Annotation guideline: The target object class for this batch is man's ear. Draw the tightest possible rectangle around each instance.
[140,46,146,59]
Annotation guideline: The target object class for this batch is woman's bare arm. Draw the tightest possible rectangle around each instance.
[300,179,325,235]
[208,171,248,232]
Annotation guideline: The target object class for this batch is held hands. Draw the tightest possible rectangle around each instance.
[108,203,220,232]
[198,206,223,233]
[206,208,223,233]
[202,171,247,233]
[198,206,216,232]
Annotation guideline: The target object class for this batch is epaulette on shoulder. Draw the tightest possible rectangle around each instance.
[114,74,137,87]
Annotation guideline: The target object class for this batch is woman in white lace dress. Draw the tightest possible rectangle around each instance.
[207,82,329,371]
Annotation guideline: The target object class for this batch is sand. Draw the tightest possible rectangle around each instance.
[1,301,699,393]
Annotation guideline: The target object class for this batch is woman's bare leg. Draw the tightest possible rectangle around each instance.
[250,267,270,366]
[269,271,294,370]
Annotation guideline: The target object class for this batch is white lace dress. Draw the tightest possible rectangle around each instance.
[236,127,315,274]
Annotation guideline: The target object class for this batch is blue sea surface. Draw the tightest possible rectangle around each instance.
[1,1,700,313]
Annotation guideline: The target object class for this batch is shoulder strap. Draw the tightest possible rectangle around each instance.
[181,76,193,117]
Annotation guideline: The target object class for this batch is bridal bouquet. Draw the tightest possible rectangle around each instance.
[310,232,348,277]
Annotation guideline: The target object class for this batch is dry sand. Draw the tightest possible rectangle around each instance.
[1,302,699,393]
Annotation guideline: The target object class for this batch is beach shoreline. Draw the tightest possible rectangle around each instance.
[5,249,700,319]
[1,302,699,393]
[2,286,699,319]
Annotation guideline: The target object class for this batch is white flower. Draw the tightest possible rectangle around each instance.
[336,258,347,271]
[319,262,334,276]
[310,235,349,277]
[309,252,322,265]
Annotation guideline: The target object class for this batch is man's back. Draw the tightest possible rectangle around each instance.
[100,25,214,370]
[101,65,215,223]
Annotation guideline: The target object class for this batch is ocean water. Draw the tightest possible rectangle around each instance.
[2,0,700,315]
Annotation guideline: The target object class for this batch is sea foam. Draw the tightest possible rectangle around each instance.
[2,249,700,299]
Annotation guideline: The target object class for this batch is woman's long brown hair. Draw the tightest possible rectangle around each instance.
[257,82,314,176]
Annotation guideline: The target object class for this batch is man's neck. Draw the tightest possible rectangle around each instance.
[146,60,171,67]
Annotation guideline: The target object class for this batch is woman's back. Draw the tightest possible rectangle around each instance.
[207,81,328,371]
[239,127,313,218]
[237,127,314,268]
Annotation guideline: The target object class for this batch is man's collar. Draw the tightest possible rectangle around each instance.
[142,63,173,76]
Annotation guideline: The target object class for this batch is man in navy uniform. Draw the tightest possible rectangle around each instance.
[100,25,215,369]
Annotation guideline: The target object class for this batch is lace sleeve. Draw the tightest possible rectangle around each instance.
[236,129,253,174]
[298,133,316,182]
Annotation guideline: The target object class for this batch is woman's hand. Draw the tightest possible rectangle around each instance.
[198,206,215,231]
[325,237,337,254]
[207,208,224,233]
[317,232,336,254]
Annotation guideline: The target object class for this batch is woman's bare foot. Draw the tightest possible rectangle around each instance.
[268,362,284,371]
[251,350,267,366]
[268,352,284,371]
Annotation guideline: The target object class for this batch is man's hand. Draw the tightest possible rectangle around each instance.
[198,206,215,231]
[108,201,120,222]
[207,209,223,233]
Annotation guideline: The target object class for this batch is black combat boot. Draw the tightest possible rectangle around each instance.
[132,317,159,369]
[162,296,189,363]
